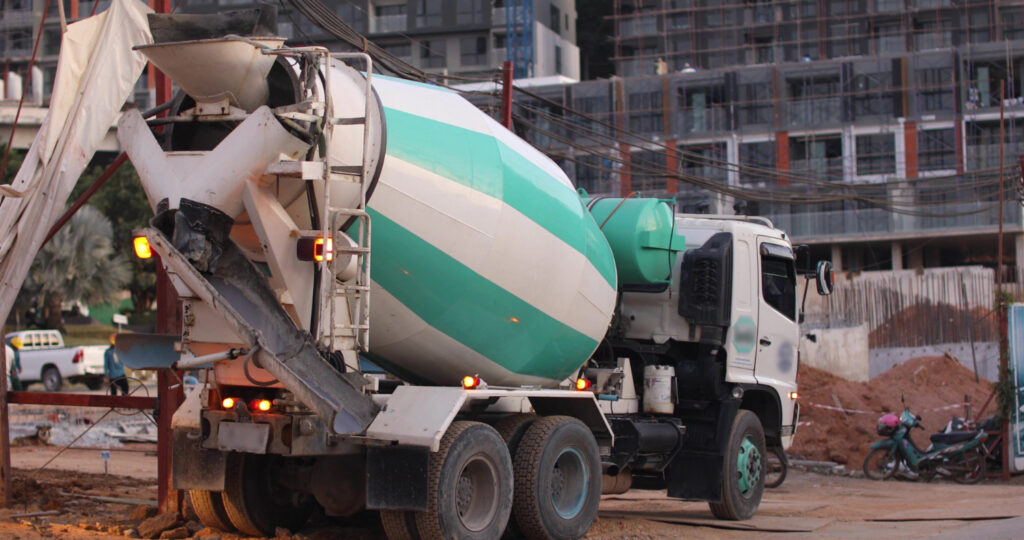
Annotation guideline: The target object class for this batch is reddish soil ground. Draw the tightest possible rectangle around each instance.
[790,355,995,468]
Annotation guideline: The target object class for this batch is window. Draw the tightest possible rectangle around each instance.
[761,249,796,321]
[9,29,31,52]
[494,34,506,49]
[457,0,484,25]
[550,5,561,34]
[460,36,486,66]
[739,141,776,184]
[918,129,956,172]
[856,134,895,175]
[628,90,663,133]
[554,45,562,75]
[374,4,407,33]
[416,0,442,27]
[381,41,412,58]
[420,39,446,68]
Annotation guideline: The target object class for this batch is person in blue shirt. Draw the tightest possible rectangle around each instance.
[105,334,128,395]
[6,337,23,391]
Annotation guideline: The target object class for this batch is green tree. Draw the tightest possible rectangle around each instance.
[19,205,131,333]
[70,157,156,317]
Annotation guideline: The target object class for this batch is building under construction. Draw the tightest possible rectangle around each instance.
[488,0,1024,276]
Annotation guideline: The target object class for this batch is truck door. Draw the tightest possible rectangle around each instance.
[754,240,798,391]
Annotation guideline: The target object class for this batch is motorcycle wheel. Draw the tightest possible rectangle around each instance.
[765,446,787,489]
[862,448,898,480]
[951,448,987,484]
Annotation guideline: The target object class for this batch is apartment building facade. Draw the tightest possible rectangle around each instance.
[501,0,1024,274]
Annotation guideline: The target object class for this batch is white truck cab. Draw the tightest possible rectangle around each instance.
[619,216,811,451]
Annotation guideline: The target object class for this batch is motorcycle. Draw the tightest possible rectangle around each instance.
[863,398,988,484]
[765,445,787,488]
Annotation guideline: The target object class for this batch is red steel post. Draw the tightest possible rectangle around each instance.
[502,61,514,129]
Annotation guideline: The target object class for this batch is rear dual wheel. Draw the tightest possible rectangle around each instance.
[510,416,602,540]
[221,453,316,536]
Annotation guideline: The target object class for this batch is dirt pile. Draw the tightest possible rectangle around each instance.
[789,355,994,468]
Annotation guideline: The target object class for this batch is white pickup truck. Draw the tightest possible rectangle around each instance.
[5,329,107,391]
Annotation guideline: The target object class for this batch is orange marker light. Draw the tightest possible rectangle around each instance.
[789,392,799,400]
[462,375,482,389]
[133,236,152,259]
[575,378,593,391]
[221,397,236,409]
[314,237,334,262]
[251,399,272,412]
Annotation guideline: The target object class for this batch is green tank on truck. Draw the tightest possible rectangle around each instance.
[115,10,834,539]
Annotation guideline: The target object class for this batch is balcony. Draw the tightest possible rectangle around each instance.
[619,16,659,38]
[785,97,842,127]
[676,107,730,135]
[371,14,407,34]
[767,201,1022,241]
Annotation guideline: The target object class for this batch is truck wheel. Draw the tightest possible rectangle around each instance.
[380,510,419,540]
[511,416,602,540]
[222,453,314,536]
[414,421,513,540]
[709,410,765,521]
[41,366,62,392]
[188,490,233,532]
[494,414,536,539]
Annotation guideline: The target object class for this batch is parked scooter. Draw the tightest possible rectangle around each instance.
[863,397,987,483]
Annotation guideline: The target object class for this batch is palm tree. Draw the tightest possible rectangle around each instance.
[19,205,131,333]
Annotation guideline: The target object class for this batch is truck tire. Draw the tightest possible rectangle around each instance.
[709,410,765,521]
[42,366,62,392]
[414,421,514,540]
[222,453,314,536]
[511,416,602,540]
[188,490,233,532]
[494,414,536,539]
[380,510,419,540]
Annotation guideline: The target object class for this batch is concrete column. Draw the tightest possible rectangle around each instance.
[891,242,903,270]
[831,244,843,273]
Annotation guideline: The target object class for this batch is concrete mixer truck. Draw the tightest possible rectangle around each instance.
[116,12,833,540]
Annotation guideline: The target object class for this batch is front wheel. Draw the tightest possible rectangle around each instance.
[709,410,766,521]
[951,448,987,484]
[862,447,898,480]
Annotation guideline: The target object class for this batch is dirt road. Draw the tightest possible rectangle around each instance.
[3,449,1024,539]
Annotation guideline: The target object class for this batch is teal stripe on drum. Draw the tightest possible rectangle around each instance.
[367,208,599,381]
[381,106,617,289]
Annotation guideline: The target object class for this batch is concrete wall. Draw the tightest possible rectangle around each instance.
[869,342,998,382]
[799,325,871,382]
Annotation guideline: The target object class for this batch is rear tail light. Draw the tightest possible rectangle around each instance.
[250,399,272,412]
[221,397,236,409]
[72,350,83,364]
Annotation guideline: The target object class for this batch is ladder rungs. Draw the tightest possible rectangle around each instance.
[336,246,370,253]
[333,117,366,125]
[331,165,364,176]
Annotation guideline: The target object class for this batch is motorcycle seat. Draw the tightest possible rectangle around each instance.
[929,431,977,445]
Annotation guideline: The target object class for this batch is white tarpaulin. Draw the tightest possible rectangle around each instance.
[0,0,152,321]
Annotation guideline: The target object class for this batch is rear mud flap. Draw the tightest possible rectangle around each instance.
[172,426,227,491]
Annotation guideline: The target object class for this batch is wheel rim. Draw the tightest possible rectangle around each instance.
[455,455,500,532]
[736,436,761,498]
[550,447,589,519]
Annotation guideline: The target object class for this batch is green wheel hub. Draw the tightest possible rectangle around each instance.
[736,436,762,498]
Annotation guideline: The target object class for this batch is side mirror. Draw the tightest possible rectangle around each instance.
[815,260,834,296]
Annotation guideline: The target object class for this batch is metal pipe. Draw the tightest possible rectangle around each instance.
[175,348,249,370]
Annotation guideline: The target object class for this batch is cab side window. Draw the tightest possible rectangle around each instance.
[761,253,796,321]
